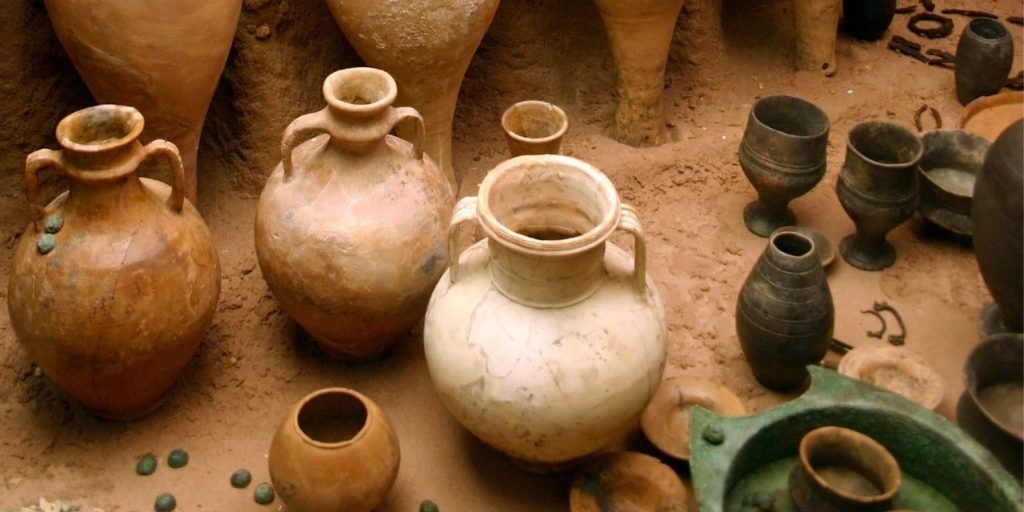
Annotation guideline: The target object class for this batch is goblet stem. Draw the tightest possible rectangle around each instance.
[840,231,896,271]
[744,198,797,237]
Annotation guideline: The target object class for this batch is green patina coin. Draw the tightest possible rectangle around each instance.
[136,454,158,476]
[167,448,189,468]
[43,215,64,234]
[154,493,176,512]
[253,482,275,505]
[420,499,440,512]
[230,468,252,489]
[36,234,56,255]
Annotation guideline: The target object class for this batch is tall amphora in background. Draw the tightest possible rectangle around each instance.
[592,0,685,146]
[44,0,243,203]
[324,0,501,188]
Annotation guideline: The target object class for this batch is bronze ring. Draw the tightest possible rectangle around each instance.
[908,13,954,38]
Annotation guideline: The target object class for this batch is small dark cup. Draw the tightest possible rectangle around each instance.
[789,426,901,512]
[956,18,1015,106]
[836,121,922,271]
[843,0,896,41]
[738,95,830,237]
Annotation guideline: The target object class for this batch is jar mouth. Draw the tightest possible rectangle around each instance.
[969,18,1008,40]
[847,121,924,169]
[751,95,829,139]
[323,67,397,116]
[769,231,815,259]
[56,105,144,153]
[477,155,620,255]
[800,426,901,502]
[501,101,569,144]
[293,388,372,449]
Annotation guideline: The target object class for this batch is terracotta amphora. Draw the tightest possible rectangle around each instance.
[736,230,834,391]
[424,155,667,470]
[324,0,501,188]
[793,0,842,76]
[269,388,400,512]
[43,0,242,203]
[592,0,685,147]
[7,105,221,420]
[255,68,454,361]
[972,119,1023,332]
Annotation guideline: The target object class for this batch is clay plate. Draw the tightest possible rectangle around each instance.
[640,377,747,462]
[570,451,688,512]
[837,345,944,410]
[770,226,835,268]
[959,91,1024,142]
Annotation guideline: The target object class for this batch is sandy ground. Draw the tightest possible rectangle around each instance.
[0,0,1021,510]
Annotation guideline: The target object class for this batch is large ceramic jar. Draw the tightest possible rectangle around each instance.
[44,0,242,203]
[7,105,221,420]
[972,120,1023,331]
[324,0,501,188]
[269,388,400,512]
[424,155,668,469]
[591,0,685,147]
[955,18,1015,107]
[736,230,834,391]
[255,68,454,360]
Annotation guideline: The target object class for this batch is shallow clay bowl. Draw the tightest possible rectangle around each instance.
[770,226,835,268]
[570,451,688,512]
[837,345,944,410]
[640,377,747,462]
[960,91,1024,142]
[917,130,990,235]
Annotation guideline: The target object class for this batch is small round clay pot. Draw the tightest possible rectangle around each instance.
[640,376,747,462]
[957,333,1023,480]
[917,130,990,236]
[739,95,830,237]
[501,100,568,157]
[843,0,896,41]
[836,121,922,271]
[268,388,400,512]
[789,426,901,512]
[955,18,1015,106]
[570,451,687,512]
[837,345,944,411]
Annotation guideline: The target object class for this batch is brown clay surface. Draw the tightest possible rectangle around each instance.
[0,0,1021,510]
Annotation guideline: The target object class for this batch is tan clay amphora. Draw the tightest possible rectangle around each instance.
[324,0,501,188]
[255,68,454,361]
[7,105,221,420]
[592,0,685,146]
[793,0,841,76]
[423,155,668,469]
[44,0,243,203]
[268,388,400,512]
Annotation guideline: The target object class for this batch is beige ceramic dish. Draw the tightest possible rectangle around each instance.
[837,345,944,410]
[959,91,1024,142]
[570,451,688,512]
[640,376,747,462]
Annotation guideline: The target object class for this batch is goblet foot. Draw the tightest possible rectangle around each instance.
[744,201,797,237]
[840,234,896,270]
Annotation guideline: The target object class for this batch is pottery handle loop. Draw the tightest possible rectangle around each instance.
[143,140,186,213]
[24,149,65,231]
[447,196,479,284]
[616,204,647,297]
[281,108,332,181]
[390,106,425,159]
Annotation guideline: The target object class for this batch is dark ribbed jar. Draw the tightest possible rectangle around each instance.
[956,18,1015,106]
[843,0,896,41]
[736,231,834,391]
[972,120,1023,331]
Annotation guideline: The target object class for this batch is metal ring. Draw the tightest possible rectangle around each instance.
[908,13,954,38]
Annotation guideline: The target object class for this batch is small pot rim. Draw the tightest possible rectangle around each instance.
[56,104,144,154]
[768,230,817,261]
[501,100,569,145]
[964,333,1024,441]
[291,387,375,449]
[799,426,901,503]
[322,67,397,116]
[967,17,1009,40]
[477,154,621,256]
[750,95,831,141]
[846,121,924,170]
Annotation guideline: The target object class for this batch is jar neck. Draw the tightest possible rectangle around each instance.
[61,141,148,213]
[488,240,606,308]
[323,105,392,155]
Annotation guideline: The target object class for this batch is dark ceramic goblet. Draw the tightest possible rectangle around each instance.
[956,18,1014,106]
[739,95,830,237]
[836,121,922,271]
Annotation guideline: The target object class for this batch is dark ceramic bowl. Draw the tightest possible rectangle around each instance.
[918,130,990,235]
